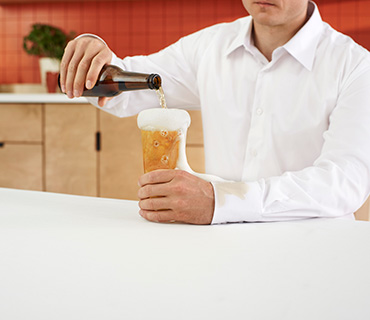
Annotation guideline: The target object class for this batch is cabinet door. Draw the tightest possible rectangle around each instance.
[0,144,43,191]
[44,104,98,196]
[0,103,43,190]
[0,104,42,142]
[99,111,143,200]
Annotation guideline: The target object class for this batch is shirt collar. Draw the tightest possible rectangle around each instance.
[283,1,323,71]
[226,1,324,71]
[225,15,254,57]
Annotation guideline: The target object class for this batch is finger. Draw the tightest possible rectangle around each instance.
[65,43,85,98]
[72,56,92,97]
[98,97,112,107]
[139,209,176,223]
[59,40,76,93]
[138,169,176,187]
[72,41,106,97]
[139,196,170,212]
[137,183,170,200]
[74,47,111,97]
[86,49,112,89]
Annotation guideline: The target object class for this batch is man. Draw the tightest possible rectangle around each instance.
[59,0,370,224]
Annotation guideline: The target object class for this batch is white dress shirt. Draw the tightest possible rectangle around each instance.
[87,2,370,223]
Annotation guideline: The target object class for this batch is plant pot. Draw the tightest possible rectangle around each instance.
[46,72,59,93]
[39,57,60,88]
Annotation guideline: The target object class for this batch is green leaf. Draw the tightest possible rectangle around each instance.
[23,23,75,60]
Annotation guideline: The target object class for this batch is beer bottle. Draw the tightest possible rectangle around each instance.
[59,65,162,97]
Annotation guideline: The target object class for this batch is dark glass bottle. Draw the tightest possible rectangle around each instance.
[59,65,162,97]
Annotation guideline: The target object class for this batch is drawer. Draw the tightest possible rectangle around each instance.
[0,143,43,191]
[0,104,42,142]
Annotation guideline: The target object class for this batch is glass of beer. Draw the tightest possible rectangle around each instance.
[137,108,191,173]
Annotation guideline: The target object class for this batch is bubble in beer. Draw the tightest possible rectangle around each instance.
[153,140,160,148]
[161,129,168,137]
[161,155,169,164]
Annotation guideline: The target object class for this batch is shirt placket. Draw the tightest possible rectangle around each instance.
[242,64,270,181]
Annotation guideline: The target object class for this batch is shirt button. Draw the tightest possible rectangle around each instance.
[256,108,263,115]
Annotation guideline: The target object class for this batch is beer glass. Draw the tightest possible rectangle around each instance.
[138,108,190,173]
[137,108,224,182]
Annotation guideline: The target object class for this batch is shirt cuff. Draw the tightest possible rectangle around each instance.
[211,180,264,224]
[110,52,121,65]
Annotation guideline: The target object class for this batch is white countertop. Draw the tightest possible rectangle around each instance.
[1,187,370,320]
[0,93,89,104]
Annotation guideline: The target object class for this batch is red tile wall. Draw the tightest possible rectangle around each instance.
[0,0,369,85]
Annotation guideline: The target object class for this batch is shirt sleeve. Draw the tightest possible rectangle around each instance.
[211,57,370,223]
[81,26,221,117]
[75,32,197,116]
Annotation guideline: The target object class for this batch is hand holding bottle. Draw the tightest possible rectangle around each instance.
[59,36,113,106]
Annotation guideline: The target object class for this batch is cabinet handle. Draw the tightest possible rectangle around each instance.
[96,132,101,151]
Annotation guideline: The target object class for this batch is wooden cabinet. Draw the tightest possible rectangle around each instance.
[0,144,43,191]
[0,104,42,141]
[44,104,98,196]
[0,104,43,191]
[0,102,205,201]
[354,198,370,221]
[99,112,143,200]
[99,109,205,200]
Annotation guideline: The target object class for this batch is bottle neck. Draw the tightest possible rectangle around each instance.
[118,81,150,91]
[117,73,161,91]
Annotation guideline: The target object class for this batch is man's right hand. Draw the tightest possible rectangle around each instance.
[59,36,113,106]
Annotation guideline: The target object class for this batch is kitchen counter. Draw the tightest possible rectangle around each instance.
[0,93,89,104]
[1,187,370,320]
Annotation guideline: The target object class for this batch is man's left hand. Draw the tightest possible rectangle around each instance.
[137,170,215,225]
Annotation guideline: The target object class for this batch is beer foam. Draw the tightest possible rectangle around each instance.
[137,108,191,131]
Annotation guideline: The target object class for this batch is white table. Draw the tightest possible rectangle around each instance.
[1,188,370,320]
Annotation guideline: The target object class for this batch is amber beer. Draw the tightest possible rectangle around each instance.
[138,108,191,174]
[140,86,181,173]
[141,129,180,173]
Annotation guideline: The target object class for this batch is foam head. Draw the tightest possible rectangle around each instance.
[137,108,191,131]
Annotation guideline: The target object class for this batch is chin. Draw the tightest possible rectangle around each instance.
[253,15,280,27]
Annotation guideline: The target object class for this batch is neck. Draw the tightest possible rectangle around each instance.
[252,7,311,61]
[252,25,299,61]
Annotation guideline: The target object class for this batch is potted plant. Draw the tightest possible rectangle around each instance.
[23,23,74,92]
